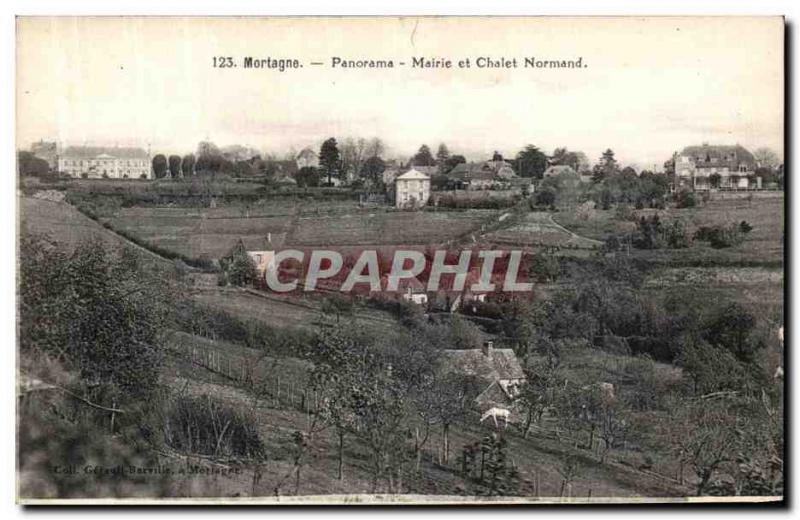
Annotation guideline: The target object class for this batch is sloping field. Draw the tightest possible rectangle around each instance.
[484,212,602,249]
[190,287,405,335]
[19,197,172,268]
[286,211,492,247]
[553,194,784,266]
[158,331,676,499]
[100,204,493,259]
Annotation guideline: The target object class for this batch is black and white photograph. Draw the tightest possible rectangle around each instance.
[14,15,785,505]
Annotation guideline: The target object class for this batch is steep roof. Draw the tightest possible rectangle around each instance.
[296,148,317,159]
[679,144,756,169]
[411,165,438,176]
[61,146,149,159]
[396,168,431,180]
[441,348,525,381]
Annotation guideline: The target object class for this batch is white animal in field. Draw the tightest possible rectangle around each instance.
[480,407,511,428]
[778,326,784,347]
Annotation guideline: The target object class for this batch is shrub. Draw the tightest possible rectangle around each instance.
[664,220,692,249]
[163,395,266,459]
[614,204,636,221]
[694,223,745,249]
[675,190,696,208]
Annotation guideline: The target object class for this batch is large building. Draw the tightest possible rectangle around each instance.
[58,146,150,179]
[672,144,757,190]
[394,168,431,208]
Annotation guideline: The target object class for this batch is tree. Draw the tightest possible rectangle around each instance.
[364,137,386,159]
[168,155,182,179]
[753,147,780,170]
[361,156,386,187]
[151,154,168,179]
[319,138,341,185]
[709,172,722,189]
[436,143,451,173]
[591,149,619,183]
[491,151,503,162]
[412,144,436,167]
[220,243,258,287]
[18,151,51,178]
[19,233,171,410]
[676,401,739,495]
[443,155,466,174]
[340,137,368,182]
[514,145,549,179]
[701,302,763,364]
[181,154,195,177]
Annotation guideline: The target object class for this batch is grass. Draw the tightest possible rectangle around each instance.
[553,193,784,266]
[159,330,684,499]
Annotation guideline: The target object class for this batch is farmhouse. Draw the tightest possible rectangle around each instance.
[395,168,431,209]
[449,160,521,190]
[58,146,150,179]
[441,340,526,410]
[672,143,758,191]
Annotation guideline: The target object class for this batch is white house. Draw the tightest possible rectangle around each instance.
[394,168,431,209]
[58,146,150,179]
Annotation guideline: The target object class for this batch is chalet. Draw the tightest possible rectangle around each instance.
[448,160,524,190]
[672,144,758,191]
[441,340,526,411]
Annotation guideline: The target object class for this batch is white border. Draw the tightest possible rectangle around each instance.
[3,1,797,519]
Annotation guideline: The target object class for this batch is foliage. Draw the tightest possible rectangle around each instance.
[163,394,266,459]
[412,144,436,167]
[529,253,560,282]
[591,149,619,183]
[514,145,549,179]
[318,137,341,185]
[181,154,196,177]
[18,151,51,178]
[675,190,697,209]
[19,233,172,403]
[168,155,182,179]
[152,154,168,179]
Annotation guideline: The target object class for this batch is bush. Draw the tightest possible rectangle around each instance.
[163,395,266,459]
[693,223,745,249]
[675,190,696,208]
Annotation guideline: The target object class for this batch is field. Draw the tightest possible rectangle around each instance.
[553,192,785,266]
[157,330,687,499]
[96,202,494,260]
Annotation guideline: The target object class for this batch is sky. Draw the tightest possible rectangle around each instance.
[16,16,784,170]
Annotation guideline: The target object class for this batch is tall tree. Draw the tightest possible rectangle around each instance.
[436,143,451,173]
[514,145,549,179]
[340,137,368,182]
[412,145,436,167]
[361,156,386,187]
[319,138,341,185]
[152,154,168,179]
[168,155,182,179]
[364,137,386,159]
[181,154,196,177]
[592,149,619,183]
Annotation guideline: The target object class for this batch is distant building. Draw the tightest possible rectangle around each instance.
[441,340,526,410]
[58,146,150,179]
[673,144,757,190]
[394,168,431,208]
[295,148,318,169]
[30,140,58,170]
[448,160,522,190]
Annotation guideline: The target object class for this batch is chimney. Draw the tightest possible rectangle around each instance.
[482,340,494,359]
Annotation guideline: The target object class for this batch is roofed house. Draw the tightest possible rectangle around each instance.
[295,148,318,169]
[58,146,150,179]
[673,144,757,190]
[394,168,431,208]
[448,161,522,190]
[441,340,526,410]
